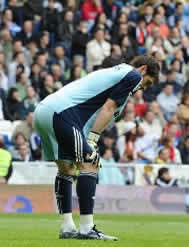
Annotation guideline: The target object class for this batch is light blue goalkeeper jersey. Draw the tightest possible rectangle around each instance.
[41,64,142,137]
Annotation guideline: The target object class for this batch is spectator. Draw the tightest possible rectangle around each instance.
[42,0,60,38]
[161,135,182,164]
[135,125,159,164]
[8,51,30,86]
[161,0,174,18]
[120,35,137,63]
[51,64,66,87]
[14,72,30,100]
[14,143,33,161]
[51,46,71,73]
[0,135,12,183]
[163,121,182,147]
[157,83,179,120]
[170,59,185,88]
[148,101,166,127]
[140,110,163,139]
[117,121,137,163]
[91,12,108,32]
[86,29,111,71]
[133,89,147,117]
[12,111,34,141]
[116,107,136,136]
[30,63,41,93]
[38,32,50,54]
[0,29,12,66]
[177,94,189,125]
[22,86,39,117]
[155,148,170,164]
[9,132,27,159]
[35,52,48,72]
[7,87,22,120]
[57,9,75,49]
[99,132,119,162]
[25,40,39,66]
[40,74,56,100]
[71,21,89,57]
[155,167,178,187]
[168,2,185,30]
[8,0,24,26]
[2,8,21,37]
[81,0,103,28]
[141,4,154,25]
[147,13,169,39]
[164,27,181,55]
[16,20,37,45]
[135,17,147,48]
[67,65,83,83]
[65,55,86,81]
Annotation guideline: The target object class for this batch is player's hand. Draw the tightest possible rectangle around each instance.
[87,131,101,167]
[86,149,101,167]
[87,131,100,150]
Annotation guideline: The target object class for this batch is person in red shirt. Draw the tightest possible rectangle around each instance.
[81,0,103,21]
[133,89,147,117]
[147,13,169,39]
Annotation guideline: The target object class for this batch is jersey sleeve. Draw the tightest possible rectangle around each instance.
[109,69,142,106]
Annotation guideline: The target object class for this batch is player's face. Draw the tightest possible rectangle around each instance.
[140,75,155,90]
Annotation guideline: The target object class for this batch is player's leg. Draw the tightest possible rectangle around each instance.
[34,106,78,238]
[76,161,118,240]
[55,161,78,238]
[76,162,98,234]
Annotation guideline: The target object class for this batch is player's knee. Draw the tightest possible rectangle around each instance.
[56,161,76,176]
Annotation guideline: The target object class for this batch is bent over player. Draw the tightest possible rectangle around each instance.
[34,55,159,240]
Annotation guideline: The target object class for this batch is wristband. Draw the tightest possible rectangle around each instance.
[88,131,100,143]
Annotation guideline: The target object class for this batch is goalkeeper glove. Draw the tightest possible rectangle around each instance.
[87,131,101,167]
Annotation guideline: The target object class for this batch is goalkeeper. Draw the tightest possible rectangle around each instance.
[34,55,159,240]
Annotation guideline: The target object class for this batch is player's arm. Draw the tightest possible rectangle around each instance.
[87,98,117,158]
[92,98,117,134]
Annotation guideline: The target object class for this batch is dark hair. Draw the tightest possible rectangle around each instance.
[181,93,189,104]
[176,2,183,9]
[131,55,160,83]
[184,135,189,142]
[158,167,169,178]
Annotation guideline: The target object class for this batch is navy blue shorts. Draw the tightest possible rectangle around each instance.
[34,104,91,162]
[53,112,91,163]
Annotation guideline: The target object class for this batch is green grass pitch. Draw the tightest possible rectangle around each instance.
[0,214,189,247]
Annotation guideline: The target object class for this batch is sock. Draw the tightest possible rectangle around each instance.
[76,172,97,234]
[61,213,76,232]
[55,175,76,232]
[79,215,94,234]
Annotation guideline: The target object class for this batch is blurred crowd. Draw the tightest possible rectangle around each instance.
[0,0,189,183]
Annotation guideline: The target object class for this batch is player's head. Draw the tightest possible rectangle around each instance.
[131,55,160,89]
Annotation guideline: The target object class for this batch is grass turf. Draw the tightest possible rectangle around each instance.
[0,214,189,247]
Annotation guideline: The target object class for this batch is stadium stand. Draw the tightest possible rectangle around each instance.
[0,0,189,185]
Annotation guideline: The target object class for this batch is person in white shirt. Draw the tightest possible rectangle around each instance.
[157,83,179,120]
[135,125,159,164]
[86,29,111,72]
[140,110,163,139]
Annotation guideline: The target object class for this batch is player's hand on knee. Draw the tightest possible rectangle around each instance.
[86,149,101,167]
